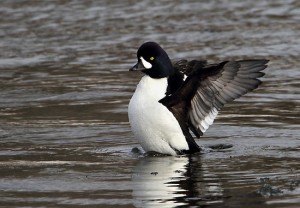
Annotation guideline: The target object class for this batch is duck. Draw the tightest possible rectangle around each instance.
[128,41,268,156]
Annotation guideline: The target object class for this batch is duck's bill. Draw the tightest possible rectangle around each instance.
[129,61,145,71]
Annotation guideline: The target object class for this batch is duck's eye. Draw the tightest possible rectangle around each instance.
[150,57,154,61]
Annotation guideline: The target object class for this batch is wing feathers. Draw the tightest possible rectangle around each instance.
[162,59,268,142]
[187,59,268,136]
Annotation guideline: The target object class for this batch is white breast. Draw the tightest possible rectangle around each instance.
[128,76,189,155]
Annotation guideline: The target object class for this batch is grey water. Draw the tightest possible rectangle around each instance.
[0,0,299,207]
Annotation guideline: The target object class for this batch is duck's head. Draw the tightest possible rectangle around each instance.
[130,42,174,78]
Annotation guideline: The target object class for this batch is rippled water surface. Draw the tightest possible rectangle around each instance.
[0,0,299,207]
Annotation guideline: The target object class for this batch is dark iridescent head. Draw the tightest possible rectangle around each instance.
[130,42,174,78]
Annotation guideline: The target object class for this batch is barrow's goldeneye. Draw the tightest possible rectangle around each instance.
[128,42,268,156]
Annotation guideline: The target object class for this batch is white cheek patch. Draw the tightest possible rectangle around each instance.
[140,56,152,69]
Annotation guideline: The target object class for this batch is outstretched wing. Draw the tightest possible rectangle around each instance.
[160,59,268,138]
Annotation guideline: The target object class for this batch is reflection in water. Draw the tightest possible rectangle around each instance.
[132,156,190,207]
[132,154,300,208]
[132,155,223,207]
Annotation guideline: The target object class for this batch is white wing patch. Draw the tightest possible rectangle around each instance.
[190,98,219,133]
[199,107,218,132]
[183,74,188,81]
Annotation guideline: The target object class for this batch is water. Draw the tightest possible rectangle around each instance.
[0,0,299,207]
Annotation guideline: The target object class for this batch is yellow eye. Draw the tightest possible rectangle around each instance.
[150,57,154,61]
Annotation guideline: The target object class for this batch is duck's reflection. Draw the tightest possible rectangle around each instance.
[132,155,223,208]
